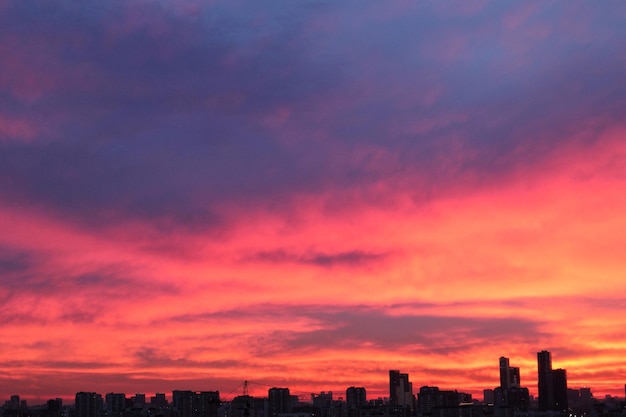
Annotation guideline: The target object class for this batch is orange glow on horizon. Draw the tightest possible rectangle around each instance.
[1,132,625,402]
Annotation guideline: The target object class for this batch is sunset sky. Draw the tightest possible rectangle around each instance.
[1,0,626,404]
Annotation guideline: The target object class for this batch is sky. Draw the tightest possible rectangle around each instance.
[1,0,626,405]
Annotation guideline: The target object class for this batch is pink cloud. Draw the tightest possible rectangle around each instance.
[0,115,37,142]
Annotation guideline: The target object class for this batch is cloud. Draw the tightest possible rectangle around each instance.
[0,0,624,239]
[246,249,387,267]
[132,348,243,370]
[0,245,37,275]
[0,0,626,402]
[0,115,37,142]
[146,302,545,358]
[251,308,544,357]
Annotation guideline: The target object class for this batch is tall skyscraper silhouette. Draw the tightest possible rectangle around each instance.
[537,350,568,413]
[552,368,568,412]
[499,357,511,389]
[496,356,529,413]
[389,370,414,413]
[500,356,521,389]
[537,350,554,411]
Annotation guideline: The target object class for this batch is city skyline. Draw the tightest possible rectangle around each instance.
[1,0,626,404]
[0,351,620,405]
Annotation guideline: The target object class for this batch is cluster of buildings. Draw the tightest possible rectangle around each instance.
[2,351,625,417]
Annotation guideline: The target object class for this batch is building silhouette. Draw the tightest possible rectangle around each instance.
[552,369,568,413]
[150,393,168,408]
[499,357,511,389]
[105,393,126,416]
[45,398,62,417]
[132,393,146,409]
[346,387,366,408]
[537,350,554,411]
[171,390,220,417]
[346,387,366,417]
[229,395,252,417]
[537,350,569,414]
[495,356,529,416]
[483,389,494,404]
[75,392,102,417]
[0,357,598,417]
[417,386,440,415]
[268,388,291,417]
[389,370,414,413]
[417,386,471,417]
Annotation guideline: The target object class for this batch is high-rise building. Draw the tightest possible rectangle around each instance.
[172,390,193,417]
[500,357,511,389]
[417,386,468,415]
[133,394,146,408]
[483,389,495,404]
[172,390,220,417]
[44,398,63,417]
[417,386,439,415]
[500,357,521,390]
[346,387,366,417]
[389,370,413,410]
[312,392,333,410]
[9,396,20,410]
[537,350,569,413]
[537,350,554,411]
[197,391,220,417]
[151,393,168,408]
[577,387,593,413]
[389,370,400,404]
[46,398,63,417]
[268,388,291,417]
[509,367,520,388]
[494,386,529,413]
[105,393,126,416]
[346,387,366,411]
[75,392,102,417]
[312,391,335,417]
[552,369,568,412]
[496,356,529,414]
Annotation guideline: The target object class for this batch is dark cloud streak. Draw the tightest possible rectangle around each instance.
[247,249,388,267]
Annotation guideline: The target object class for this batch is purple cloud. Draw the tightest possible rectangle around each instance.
[0,1,624,237]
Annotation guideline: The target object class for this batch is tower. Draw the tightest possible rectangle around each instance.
[537,350,554,411]
[552,369,568,412]
[389,370,413,410]
[509,367,520,388]
[496,357,529,413]
[499,357,511,389]
[390,370,401,405]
